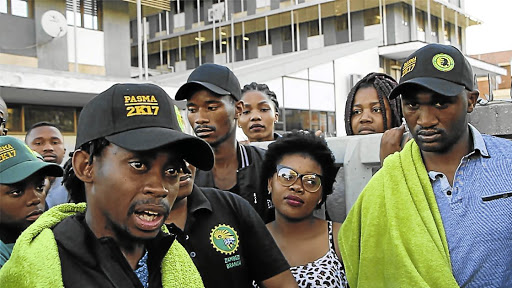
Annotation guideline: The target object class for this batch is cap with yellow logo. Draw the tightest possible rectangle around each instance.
[389,43,474,99]
[75,83,214,171]
[0,136,63,185]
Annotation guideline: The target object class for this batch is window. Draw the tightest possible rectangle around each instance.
[444,21,451,44]
[307,20,319,37]
[335,15,348,31]
[282,26,292,41]
[172,0,184,13]
[364,7,380,26]
[5,105,79,133]
[284,110,310,131]
[430,15,438,37]
[401,4,410,26]
[416,10,426,32]
[193,0,204,22]
[457,26,462,45]
[257,31,271,46]
[1,0,32,18]
[66,0,103,30]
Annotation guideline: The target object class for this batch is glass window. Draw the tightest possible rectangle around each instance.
[416,10,425,32]
[66,0,102,30]
[327,112,336,136]
[401,4,410,26]
[307,20,319,37]
[309,82,335,111]
[284,109,310,131]
[309,62,334,83]
[335,15,348,31]
[430,15,438,37]
[11,0,27,17]
[1,0,31,17]
[5,106,22,133]
[283,78,309,109]
[282,26,292,41]
[363,7,380,26]
[444,21,451,44]
[0,0,6,13]
[257,31,271,46]
[265,78,283,109]
[24,106,76,133]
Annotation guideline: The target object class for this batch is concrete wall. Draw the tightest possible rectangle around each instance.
[469,102,512,139]
[103,1,131,77]
[0,14,37,57]
[34,0,68,71]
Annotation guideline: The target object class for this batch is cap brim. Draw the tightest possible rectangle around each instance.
[389,77,465,99]
[0,162,63,185]
[105,127,214,171]
[175,81,230,100]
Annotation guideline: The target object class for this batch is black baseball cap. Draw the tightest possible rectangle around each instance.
[75,83,214,171]
[389,43,474,99]
[175,63,241,101]
[0,136,63,184]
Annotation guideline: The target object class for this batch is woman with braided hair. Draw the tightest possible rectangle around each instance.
[239,82,280,142]
[327,72,408,222]
[344,72,402,136]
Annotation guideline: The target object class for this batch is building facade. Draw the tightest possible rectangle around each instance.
[0,0,506,141]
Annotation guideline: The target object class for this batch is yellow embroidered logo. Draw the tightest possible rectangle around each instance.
[124,95,160,117]
[401,57,416,77]
[0,144,16,163]
[432,53,455,72]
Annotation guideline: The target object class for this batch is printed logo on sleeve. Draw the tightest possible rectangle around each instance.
[432,53,455,72]
[124,95,160,117]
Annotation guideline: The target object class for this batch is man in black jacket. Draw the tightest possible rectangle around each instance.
[0,83,214,288]
[175,63,274,223]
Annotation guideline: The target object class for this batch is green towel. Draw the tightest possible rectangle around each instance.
[0,203,204,288]
[339,140,459,288]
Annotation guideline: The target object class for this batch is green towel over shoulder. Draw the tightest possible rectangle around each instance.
[0,203,204,288]
[339,140,459,288]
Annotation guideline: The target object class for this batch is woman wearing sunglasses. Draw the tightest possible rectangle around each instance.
[259,130,348,288]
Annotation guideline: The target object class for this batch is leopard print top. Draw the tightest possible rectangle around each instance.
[289,221,349,288]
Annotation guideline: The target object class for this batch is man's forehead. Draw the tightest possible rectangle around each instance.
[27,126,64,141]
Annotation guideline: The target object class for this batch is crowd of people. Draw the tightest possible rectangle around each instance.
[0,43,510,288]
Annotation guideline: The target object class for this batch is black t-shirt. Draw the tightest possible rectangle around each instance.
[167,186,289,287]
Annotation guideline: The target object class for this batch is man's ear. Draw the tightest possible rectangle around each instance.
[467,89,479,113]
[234,100,243,119]
[73,150,94,183]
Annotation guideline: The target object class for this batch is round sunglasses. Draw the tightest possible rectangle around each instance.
[275,164,323,193]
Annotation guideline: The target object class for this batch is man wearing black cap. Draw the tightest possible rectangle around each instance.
[0,83,211,287]
[175,63,273,223]
[339,44,512,287]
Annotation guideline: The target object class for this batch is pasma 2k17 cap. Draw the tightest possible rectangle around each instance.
[174,63,241,101]
[389,43,474,99]
[74,83,214,171]
[0,136,63,184]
